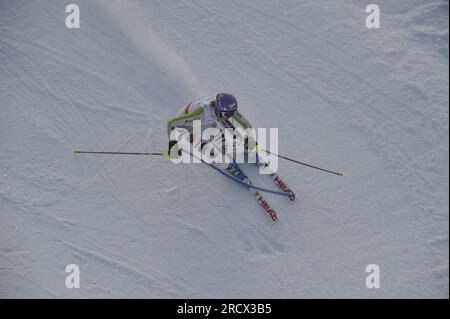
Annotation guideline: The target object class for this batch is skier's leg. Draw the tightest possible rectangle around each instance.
[223,154,250,183]
[225,161,248,181]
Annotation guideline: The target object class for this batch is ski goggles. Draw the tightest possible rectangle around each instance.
[221,110,236,118]
[219,104,237,118]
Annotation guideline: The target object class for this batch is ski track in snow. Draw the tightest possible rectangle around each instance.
[0,0,448,298]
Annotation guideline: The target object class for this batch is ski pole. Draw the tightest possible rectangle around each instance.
[222,120,343,176]
[74,148,343,176]
[255,146,343,176]
[74,150,172,159]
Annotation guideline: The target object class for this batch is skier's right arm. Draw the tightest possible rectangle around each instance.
[166,106,205,155]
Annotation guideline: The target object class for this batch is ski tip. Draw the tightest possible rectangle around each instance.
[337,172,344,176]
[74,149,80,155]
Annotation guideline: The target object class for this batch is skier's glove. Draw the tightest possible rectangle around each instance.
[168,140,176,153]
[168,140,182,157]
[244,137,249,150]
[244,137,257,151]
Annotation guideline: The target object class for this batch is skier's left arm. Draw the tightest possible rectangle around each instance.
[230,111,257,150]
[231,110,252,129]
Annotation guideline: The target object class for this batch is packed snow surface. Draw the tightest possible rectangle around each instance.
[0,0,448,298]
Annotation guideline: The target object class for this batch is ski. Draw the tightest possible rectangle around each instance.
[254,190,279,223]
[256,161,297,203]
[246,179,279,223]
[270,172,296,203]
[224,161,280,223]
[220,118,297,204]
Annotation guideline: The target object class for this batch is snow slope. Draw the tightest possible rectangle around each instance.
[0,0,448,298]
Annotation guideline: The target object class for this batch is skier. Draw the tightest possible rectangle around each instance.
[166,93,257,180]
[166,93,295,221]
[167,93,252,153]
